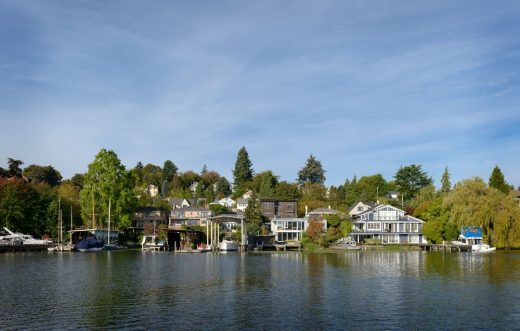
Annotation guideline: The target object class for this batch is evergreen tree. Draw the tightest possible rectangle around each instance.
[297,154,326,186]
[201,164,208,176]
[394,164,432,202]
[489,166,510,194]
[215,177,232,198]
[440,167,451,193]
[163,160,178,183]
[232,146,254,191]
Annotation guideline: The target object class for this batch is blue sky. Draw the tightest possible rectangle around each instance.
[1,1,519,187]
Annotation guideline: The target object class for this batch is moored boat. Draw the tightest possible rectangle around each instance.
[219,239,238,251]
[456,226,496,253]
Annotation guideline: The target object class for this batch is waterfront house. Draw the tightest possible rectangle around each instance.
[350,204,427,244]
[458,226,484,245]
[348,201,376,218]
[169,207,212,228]
[271,218,308,242]
[130,206,169,234]
[260,199,298,219]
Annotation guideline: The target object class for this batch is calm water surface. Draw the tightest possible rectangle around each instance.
[1,250,519,330]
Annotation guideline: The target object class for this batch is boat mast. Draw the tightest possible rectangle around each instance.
[91,189,96,229]
[58,196,62,246]
[108,198,111,246]
[70,205,73,245]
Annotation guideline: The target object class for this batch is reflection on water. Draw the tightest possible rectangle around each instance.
[1,251,519,330]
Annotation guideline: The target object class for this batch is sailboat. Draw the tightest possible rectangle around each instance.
[73,190,105,252]
[103,199,120,250]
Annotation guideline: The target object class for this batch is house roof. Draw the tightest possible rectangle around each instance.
[168,198,184,205]
[309,207,339,214]
[460,226,483,238]
[347,201,377,213]
[172,207,211,212]
[237,198,249,204]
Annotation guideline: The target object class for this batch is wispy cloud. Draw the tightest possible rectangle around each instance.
[1,0,519,187]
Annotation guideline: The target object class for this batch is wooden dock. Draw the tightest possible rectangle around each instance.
[419,244,472,252]
[0,244,51,253]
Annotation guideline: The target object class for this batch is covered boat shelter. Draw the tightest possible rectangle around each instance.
[207,214,246,250]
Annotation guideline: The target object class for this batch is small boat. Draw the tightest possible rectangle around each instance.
[141,235,165,251]
[70,229,104,252]
[196,243,212,252]
[457,226,496,253]
[472,244,496,253]
[2,227,51,246]
[219,239,238,251]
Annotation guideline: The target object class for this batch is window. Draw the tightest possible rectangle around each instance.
[357,206,364,211]
[367,223,380,230]
[411,223,418,232]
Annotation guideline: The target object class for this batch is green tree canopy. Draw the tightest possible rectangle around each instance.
[163,160,178,183]
[488,166,510,194]
[394,164,432,202]
[23,164,62,186]
[7,158,23,177]
[80,149,137,229]
[274,181,301,200]
[297,154,326,186]
[251,171,278,198]
[444,177,520,248]
[232,146,254,192]
[215,177,232,199]
[244,191,265,235]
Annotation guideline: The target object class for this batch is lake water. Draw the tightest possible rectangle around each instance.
[1,250,519,330]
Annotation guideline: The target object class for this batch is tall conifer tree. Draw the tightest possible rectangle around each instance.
[440,167,451,193]
[232,146,254,191]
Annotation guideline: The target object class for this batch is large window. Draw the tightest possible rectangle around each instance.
[367,222,380,230]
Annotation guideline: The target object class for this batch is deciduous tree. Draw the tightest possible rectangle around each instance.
[394,164,432,202]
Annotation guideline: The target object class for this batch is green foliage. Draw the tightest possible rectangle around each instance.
[409,185,438,209]
[340,220,352,237]
[232,146,254,191]
[297,154,326,186]
[274,181,301,200]
[80,149,137,229]
[415,197,454,244]
[0,178,59,237]
[244,191,264,235]
[298,183,327,216]
[394,164,433,202]
[23,164,62,186]
[7,158,23,177]
[488,166,510,194]
[70,173,84,189]
[209,204,230,215]
[355,174,388,202]
[440,167,451,193]
[251,171,278,198]
[444,177,520,248]
[215,177,232,199]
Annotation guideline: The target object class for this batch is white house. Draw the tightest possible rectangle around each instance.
[271,218,308,242]
[217,197,235,208]
[350,204,427,244]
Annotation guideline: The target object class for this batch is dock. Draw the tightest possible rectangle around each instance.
[419,244,472,252]
[0,244,51,253]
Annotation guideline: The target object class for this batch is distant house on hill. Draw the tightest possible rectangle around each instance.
[510,190,520,206]
[387,191,399,200]
[236,198,249,212]
[168,198,196,209]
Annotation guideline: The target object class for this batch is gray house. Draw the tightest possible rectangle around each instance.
[350,204,427,244]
